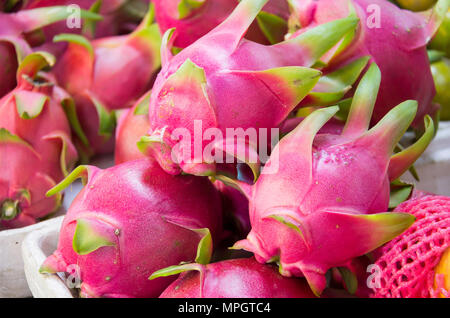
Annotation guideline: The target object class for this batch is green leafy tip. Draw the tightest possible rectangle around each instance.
[53,33,94,59]
[72,218,115,255]
[177,0,206,19]
[149,263,203,280]
[46,165,95,197]
[16,51,56,81]
[14,91,48,119]
[192,228,213,265]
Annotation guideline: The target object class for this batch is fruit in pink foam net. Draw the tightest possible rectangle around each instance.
[372,195,450,298]
[40,159,223,298]
[0,52,78,229]
[227,63,434,295]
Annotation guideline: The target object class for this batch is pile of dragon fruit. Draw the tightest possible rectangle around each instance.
[1,0,449,298]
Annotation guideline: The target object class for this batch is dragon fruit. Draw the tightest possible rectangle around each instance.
[115,100,251,243]
[53,8,161,157]
[40,158,223,298]
[228,63,435,295]
[0,52,78,229]
[153,0,237,48]
[152,257,316,298]
[116,100,251,244]
[21,0,149,39]
[115,95,249,241]
[115,91,151,164]
[140,0,362,178]
[288,0,448,129]
[0,5,101,98]
[371,194,450,298]
[153,0,290,48]
[115,97,251,240]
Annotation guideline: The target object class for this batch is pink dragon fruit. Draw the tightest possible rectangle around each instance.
[288,0,448,129]
[114,99,250,243]
[0,52,78,229]
[153,0,237,48]
[0,5,101,98]
[152,257,316,298]
[228,63,435,295]
[53,8,161,157]
[141,0,363,178]
[115,102,249,245]
[153,0,290,48]
[40,158,223,298]
[371,194,450,298]
[115,91,151,165]
[22,0,149,39]
[114,93,250,241]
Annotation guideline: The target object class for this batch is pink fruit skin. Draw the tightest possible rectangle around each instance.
[68,94,115,156]
[237,120,391,292]
[0,10,35,98]
[154,0,238,48]
[53,23,160,156]
[290,0,439,128]
[23,0,132,38]
[41,159,223,298]
[372,195,450,298]
[280,116,345,137]
[0,4,103,98]
[160,258,316,298]
[0,70,78,228]
[153,0,289,48]
[147,0,358,176]
[55,36,158,110]
[116,103,251,239]
[233,62,428,295]
[115,97,150,165]
[0,42,20,98]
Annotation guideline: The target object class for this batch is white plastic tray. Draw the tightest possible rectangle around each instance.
[22,216,74,298]
[0,156,114,298]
